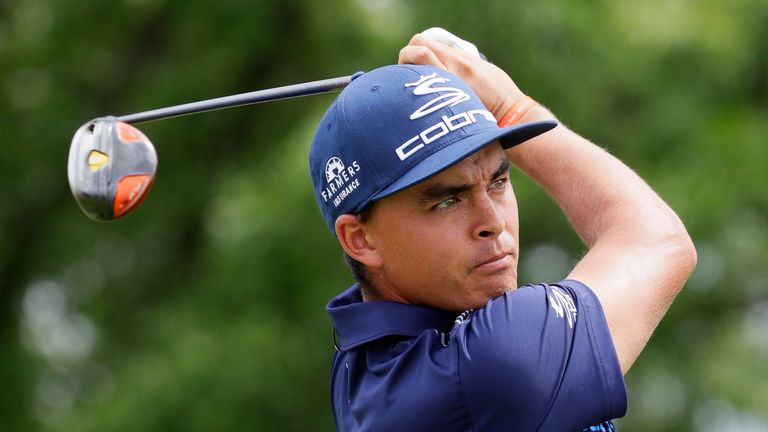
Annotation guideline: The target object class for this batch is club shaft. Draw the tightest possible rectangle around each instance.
[117,75,353,124]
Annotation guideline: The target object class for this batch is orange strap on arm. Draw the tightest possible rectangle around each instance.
[497,95,537,127]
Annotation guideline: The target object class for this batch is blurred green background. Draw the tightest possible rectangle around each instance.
[1,0,766,430]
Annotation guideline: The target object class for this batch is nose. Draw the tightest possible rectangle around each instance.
[473,194,505,240]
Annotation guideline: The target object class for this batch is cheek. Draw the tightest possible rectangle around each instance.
[499,187,519,237]
[376,218,464,278]
[507,194,520,235]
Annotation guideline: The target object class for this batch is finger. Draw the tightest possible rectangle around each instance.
[419,27,481,59]
[398,44,448,70]
[407,33,479,70]
[406,34,479,80]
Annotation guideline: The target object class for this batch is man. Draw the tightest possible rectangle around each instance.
[309,30,697,431]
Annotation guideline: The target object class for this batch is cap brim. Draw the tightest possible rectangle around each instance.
[371,119,557,202]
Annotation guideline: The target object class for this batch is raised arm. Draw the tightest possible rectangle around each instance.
[399,33,697,374]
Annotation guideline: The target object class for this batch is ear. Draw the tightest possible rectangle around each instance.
[335,214,383,268]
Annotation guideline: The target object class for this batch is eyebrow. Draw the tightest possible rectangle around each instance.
[417,158,511,203]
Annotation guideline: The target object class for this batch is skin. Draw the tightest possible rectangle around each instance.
[338,32,698,375]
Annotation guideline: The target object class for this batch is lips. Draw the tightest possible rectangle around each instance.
[480,252,510,265]
[474,250,514,272]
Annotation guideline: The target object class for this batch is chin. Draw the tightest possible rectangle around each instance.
[460,280,515,310]
[486,284,512,301]
[488,274,518,296]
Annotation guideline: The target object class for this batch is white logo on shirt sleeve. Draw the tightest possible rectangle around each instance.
[548,286,577,329]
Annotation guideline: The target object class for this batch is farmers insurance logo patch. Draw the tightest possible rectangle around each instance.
[321,156,361,208]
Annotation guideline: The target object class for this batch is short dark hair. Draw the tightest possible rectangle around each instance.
[343,204,375,288]
[344,252,370,287]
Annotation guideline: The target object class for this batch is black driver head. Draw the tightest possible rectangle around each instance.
[67,117,157,221]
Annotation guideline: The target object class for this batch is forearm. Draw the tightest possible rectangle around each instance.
[507,103,697,372]
[505,104,685,249]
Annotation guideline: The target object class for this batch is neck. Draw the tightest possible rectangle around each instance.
[360,279,409,304]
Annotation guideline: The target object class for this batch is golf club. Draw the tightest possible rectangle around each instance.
[68,27,484,222]
[68,75,353,222]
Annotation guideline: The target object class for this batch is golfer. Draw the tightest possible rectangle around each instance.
[309,31,697,431]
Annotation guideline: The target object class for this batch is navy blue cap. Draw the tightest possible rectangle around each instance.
[309,64,557,233]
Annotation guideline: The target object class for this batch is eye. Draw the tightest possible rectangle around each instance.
[434,196,459,210]
[489,177,508,190]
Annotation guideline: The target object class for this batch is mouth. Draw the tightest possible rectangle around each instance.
[474,251,514,273]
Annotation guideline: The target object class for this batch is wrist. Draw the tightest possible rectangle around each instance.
[496,96,556,127]
[497,96,536,127]
[521,102,557,123]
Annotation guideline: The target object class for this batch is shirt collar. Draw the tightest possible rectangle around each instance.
[327,284,456,351]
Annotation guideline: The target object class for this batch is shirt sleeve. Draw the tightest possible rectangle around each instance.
[454,279,627,432]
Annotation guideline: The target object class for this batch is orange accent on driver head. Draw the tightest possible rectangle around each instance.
[116,121,146,143]
[113,174,154,218]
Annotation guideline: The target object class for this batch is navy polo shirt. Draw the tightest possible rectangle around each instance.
[327,279,627,431]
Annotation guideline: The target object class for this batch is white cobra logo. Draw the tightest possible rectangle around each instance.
[548,286,577,329]
[405,73,470,120]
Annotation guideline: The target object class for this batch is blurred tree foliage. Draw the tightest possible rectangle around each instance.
[1,0,766,430]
